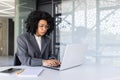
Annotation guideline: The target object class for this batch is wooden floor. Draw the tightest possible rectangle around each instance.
[0,56,14,67]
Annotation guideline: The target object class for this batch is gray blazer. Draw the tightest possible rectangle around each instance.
[15,32,54,66]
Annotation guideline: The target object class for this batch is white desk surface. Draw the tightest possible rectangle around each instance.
[0,63,120,80]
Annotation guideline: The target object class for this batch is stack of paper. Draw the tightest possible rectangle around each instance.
[17,67,44,77]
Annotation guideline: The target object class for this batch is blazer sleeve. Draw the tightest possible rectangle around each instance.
[16,35,42,66]
[48,40,56,59]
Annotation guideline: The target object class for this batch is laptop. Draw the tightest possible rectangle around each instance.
[43,44,87,71]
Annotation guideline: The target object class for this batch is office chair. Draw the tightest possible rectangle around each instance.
[14,53,21,66]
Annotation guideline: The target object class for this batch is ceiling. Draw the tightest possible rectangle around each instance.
[0,0,15,18]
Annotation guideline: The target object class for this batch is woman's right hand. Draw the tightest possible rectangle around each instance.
[42,59,61,67]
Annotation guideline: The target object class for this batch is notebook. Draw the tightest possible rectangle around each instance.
[17,67,44,77]
[44,44,87,71]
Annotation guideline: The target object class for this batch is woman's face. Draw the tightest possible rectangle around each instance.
[36,20,49,36]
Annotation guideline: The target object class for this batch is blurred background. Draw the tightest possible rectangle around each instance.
[0,0,120,67]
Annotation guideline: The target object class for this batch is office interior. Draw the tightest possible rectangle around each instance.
[0,0,120,67]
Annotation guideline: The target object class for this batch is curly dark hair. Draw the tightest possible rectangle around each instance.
[25,10,54,35]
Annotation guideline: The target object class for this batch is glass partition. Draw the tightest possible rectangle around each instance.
[57,0,120,65]
[15,0,36,51]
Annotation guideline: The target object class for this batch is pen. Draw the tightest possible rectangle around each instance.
[16,69,24,75]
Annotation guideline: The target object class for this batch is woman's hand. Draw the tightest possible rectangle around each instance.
[42,59,61,67]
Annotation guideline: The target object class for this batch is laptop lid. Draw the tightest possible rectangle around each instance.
[59,44,87,71]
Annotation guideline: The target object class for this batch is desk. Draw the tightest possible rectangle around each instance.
[0,64,120,80]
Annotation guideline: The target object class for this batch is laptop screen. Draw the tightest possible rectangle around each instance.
[59,44,87,70]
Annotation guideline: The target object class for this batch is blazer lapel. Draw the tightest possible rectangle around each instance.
[41,36,47,55]
[29,34,41,54]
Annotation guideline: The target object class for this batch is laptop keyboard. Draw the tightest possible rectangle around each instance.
[43,65,61,70]
[51,65,61,68]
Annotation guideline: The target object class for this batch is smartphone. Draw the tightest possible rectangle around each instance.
[0,68,22,73]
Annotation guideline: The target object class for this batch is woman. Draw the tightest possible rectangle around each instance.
[15,10,60,67]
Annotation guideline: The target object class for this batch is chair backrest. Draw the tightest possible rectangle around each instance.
[14,53,21,66]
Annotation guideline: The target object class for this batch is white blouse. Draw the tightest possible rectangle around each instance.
[34,35,41,51]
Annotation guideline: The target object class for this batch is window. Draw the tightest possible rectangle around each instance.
[55,0,120,65]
